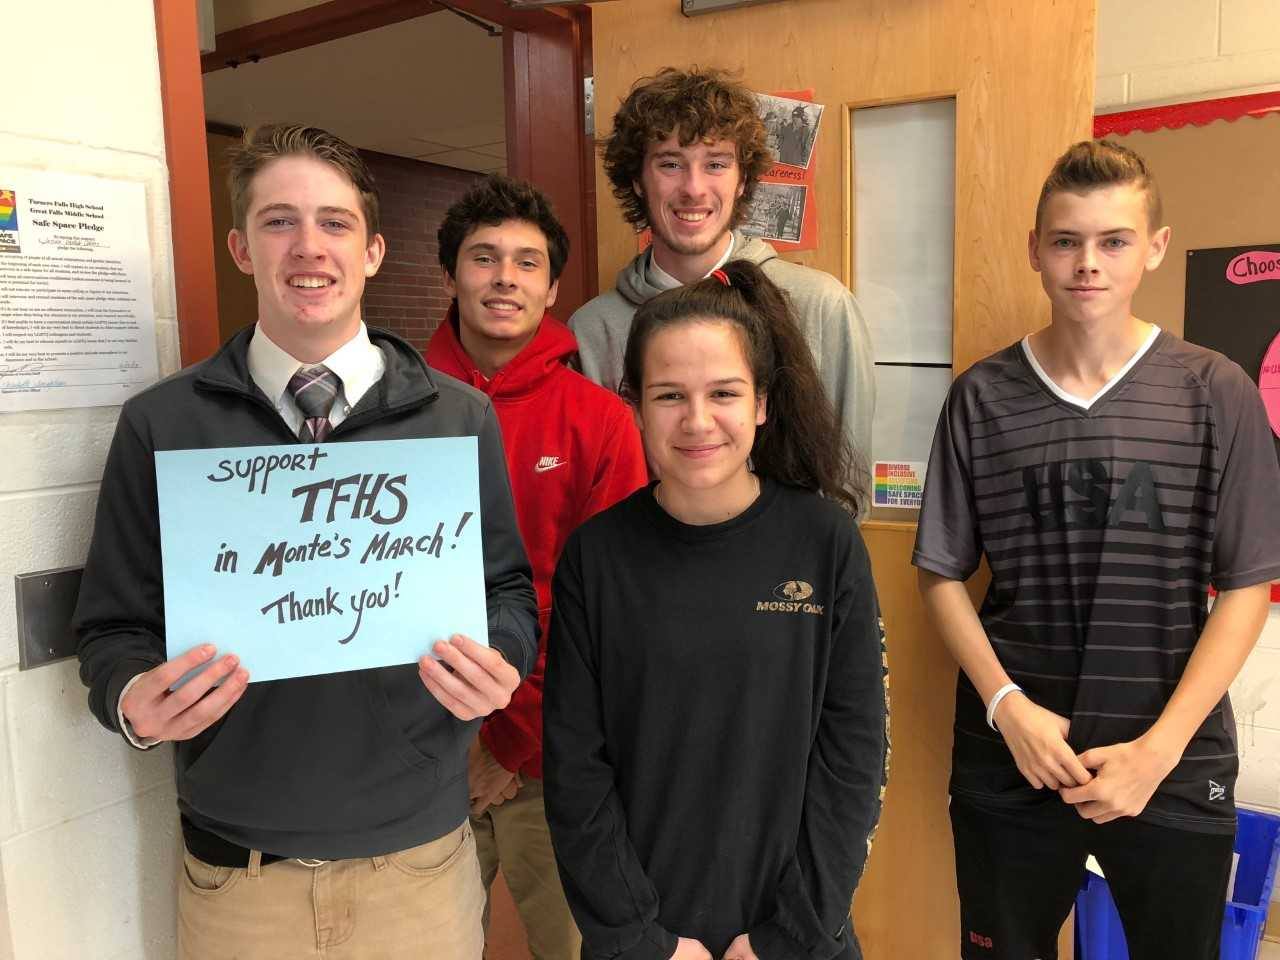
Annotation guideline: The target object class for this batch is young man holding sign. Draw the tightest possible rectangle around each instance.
[75,125,538,959]
[426,176,648,960]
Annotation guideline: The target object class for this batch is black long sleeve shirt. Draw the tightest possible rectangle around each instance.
[544,480,888,960]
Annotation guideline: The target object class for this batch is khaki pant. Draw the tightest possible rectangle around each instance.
[472,779,581,960]
[178,823,484,959]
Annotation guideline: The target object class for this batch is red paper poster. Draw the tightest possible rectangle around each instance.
[745,89,823,252]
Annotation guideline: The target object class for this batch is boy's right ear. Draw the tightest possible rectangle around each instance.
[227,229,254,276]
[1027,228,1043,273]
[442,269,457,299]
[1144,225,1172,272]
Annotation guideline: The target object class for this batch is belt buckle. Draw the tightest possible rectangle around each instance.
[295,858,328,868]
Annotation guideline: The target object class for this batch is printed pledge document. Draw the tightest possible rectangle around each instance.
[155,438,488,683]
[0,169,159,411]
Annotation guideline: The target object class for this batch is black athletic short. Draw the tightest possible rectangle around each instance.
[950,794,1234,960]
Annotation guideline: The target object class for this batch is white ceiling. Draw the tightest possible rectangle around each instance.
[202,7,507,173]
[213,0,332,33]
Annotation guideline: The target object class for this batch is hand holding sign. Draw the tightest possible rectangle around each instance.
[121,645,249,742]
[420,633,519,721]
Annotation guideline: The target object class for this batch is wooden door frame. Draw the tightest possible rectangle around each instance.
[155,0,597,365]
[504,6,596,317]
[155,0,220,366]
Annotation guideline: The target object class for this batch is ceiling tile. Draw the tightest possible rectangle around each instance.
[469,140,506,159]
[202,12,505,159]
[408,138,456,156]
[418,149,499,173]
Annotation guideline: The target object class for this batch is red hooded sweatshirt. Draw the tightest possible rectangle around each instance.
[426,306,648,778]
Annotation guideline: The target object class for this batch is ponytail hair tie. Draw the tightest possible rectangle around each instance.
[710,268,731,287]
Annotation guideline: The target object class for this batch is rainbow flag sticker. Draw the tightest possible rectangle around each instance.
[0,190,17,230]
[0,189,18,253]
[873,461,925,508]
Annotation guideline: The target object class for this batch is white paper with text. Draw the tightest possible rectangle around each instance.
[0,169,158,411]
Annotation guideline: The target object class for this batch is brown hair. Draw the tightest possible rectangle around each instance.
[622,259,869,516]
[602,67,773,230]
[1035,139,1162,232]
[226,124,380,237]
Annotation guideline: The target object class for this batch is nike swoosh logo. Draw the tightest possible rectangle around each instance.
[534,459,566,473]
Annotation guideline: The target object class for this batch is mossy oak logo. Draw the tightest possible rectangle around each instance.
[756,580,824,615]
[775,580,813,601]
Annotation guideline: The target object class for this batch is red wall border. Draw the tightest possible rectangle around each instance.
[1095,90,1280,138]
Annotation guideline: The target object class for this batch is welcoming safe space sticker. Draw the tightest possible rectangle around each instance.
[873,461,926,508]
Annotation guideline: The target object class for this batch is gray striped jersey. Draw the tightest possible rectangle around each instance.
[913,331,1280,833]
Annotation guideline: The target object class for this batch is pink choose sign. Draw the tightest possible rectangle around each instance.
[1262,330,1280,439]
[1227,250,1280,285]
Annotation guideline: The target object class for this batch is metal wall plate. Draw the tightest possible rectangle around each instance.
[15,566,83,670]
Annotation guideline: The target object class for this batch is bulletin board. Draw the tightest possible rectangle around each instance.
[1184,243,1280,462]
[1108,110,1280,338]
[1103,101,1280,610]
[1106,108,1280,610]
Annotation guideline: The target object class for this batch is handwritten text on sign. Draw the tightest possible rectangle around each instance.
[155,437,487,683]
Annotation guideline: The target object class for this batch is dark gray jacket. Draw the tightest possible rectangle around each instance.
[75,325,537,858]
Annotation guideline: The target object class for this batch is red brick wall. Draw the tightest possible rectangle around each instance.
[361,150,482,352]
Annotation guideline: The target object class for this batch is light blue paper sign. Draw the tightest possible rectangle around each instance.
[155,437,487,683]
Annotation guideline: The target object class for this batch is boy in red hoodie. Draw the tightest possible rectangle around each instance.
[427,176,648,960]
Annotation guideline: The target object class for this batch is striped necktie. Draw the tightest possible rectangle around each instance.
[286,365,341,442]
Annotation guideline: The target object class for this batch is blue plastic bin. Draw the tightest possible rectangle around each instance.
[1075,807,1280,960]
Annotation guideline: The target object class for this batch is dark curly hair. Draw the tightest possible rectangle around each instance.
[438,175,570,282]
[622,259,869,516]
[602,67,773,231]
[227,123,380,236]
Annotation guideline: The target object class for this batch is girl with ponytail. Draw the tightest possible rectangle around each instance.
[543,260,888,960]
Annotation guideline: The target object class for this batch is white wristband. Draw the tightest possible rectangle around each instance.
[986,683,1023,731]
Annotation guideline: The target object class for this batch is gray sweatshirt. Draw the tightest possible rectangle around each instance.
[569,231,876,467]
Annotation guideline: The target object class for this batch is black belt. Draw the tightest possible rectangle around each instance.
[181,816,315,869]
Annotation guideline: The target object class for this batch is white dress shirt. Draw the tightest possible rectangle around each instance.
[247,322,386,433]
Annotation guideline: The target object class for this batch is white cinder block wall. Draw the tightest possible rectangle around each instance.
[1097,0,1280,835]
[1097,0,1280,109]
[0,3,182,958]
[1235,609,1280,818]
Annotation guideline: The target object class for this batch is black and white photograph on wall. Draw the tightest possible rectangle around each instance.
[741,182,807,244]
[755,93,824,169]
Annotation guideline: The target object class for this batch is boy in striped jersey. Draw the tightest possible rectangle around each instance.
[913,140,1280,960]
